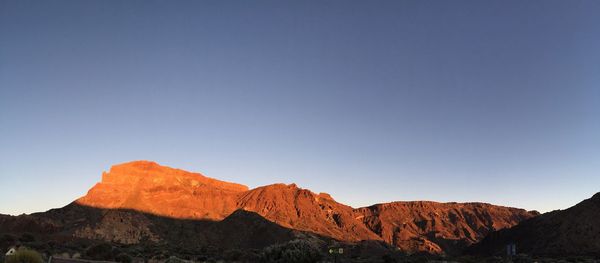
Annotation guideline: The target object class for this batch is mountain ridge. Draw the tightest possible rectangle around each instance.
[71,160,537,254]
[1,160,538,256]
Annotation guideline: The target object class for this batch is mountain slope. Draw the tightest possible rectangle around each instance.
[355,201,536,255]
[237,183,382,242]
[1,203,303,250]
[468,192,600,256]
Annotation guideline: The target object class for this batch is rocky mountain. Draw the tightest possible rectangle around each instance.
[77,161,248,220]
[1,160,537,255]
[237,183,382,242]
[468,192,600,257]
[355,201,537,255]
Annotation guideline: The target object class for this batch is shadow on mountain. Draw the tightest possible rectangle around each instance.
[1,203,405,262]
[0,202,318,249]
[466,192,600,257]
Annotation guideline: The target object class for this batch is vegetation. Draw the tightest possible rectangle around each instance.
[260,239,322,263]
[18,234,35,243]
[164,256,188,263]
[4,248,43,263]
[114,253,132,263]
[0,234,17,251]
[84,243,114,261]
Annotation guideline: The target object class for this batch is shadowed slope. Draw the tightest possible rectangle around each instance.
[468,192,600,256]
[209,209,299,249]
[0,202,303,250]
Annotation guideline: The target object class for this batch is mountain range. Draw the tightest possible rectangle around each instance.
[1,160,542,258]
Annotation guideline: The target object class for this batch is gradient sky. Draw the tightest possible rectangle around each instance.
[1,0,599,215]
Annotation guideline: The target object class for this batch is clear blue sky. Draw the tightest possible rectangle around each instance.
[1,0,599,215]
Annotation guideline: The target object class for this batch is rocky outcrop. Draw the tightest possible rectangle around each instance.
[77,161,248,220]
[237,183,381,242]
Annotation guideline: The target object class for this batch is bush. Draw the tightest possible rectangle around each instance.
[223,249,243,261]
[260,239,322,263]
[4,248,43,263]
[512,254,534,263]
[85,243,114,261]
[0,234,17,250]
[114,253,132,263]
[240,250,260,262]
[164,256,187,263]
[381,254,397,263]
[18,234,35,243]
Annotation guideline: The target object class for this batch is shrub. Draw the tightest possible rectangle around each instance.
[0,234,17,250]
[114,253,132,263]
[85,243,114,261]
[164,256,187,263]
[260,239,322,263]
[381,254,397,263]
[18,234,35,243]
[4,248,43,263]
[223,249,243,261]
[240,250,260,262]
[512,254,534,263]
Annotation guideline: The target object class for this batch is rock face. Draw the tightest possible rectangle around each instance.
[355,201,537,255]
[237,183,382,242]
[77,161,248,220]
[468,193,600,256]
[2,160,537,255]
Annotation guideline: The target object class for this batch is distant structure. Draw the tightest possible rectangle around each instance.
[328,247,344,263]
[506,243,517,257]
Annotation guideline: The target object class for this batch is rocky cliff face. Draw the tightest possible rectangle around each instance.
[5,160,537,255]
[77,161,248,220]
[355,201,536,254]
[237,183,382,242]
[468,193,600,256]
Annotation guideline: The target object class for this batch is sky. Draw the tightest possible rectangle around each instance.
[1,0,599,215]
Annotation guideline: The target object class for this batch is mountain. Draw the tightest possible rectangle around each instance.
[237,183,382,242]
[355,201,537,255]
[77,161,248,220]
[0,160,537,256]
[468,192,600,256]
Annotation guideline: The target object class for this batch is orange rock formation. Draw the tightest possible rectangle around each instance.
[77,161,248,220]
[76,160,537,254]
